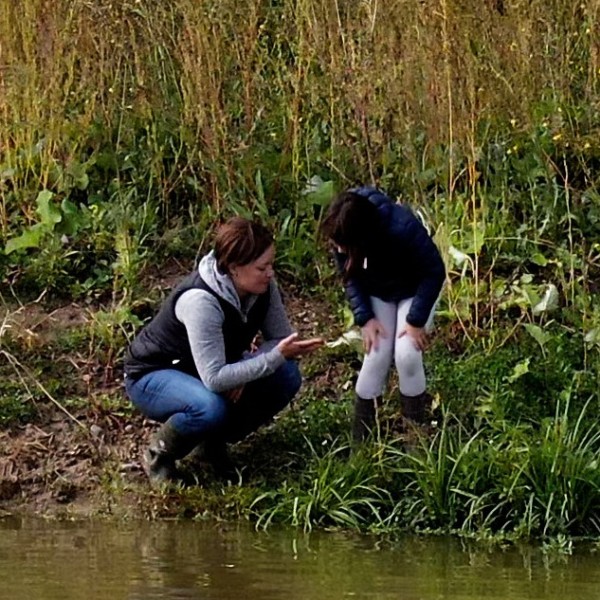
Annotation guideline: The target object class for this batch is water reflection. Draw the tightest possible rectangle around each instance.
[1,516,599,599]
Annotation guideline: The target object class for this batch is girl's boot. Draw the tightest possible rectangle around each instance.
[352,395,379,444]
[400,391,432,425]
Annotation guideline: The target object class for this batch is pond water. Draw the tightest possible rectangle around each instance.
[1,516,599,599]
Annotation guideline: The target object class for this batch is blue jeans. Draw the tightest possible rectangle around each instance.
[125,360,302,442]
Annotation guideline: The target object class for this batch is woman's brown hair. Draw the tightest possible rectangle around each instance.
[214,217,274,274]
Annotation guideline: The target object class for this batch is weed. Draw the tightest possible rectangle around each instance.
[251,437,390,532]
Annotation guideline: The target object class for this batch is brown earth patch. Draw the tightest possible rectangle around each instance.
[0,274,347,518]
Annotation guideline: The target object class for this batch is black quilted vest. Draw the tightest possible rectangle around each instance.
[124,270,270,381]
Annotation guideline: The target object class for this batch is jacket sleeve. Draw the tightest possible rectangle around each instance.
[403,219,446,328]
[333,250,375,327]
[254,280,295,352]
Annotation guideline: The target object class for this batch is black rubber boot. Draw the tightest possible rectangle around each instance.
[400,392,432,425]
[143,419,194,485]
[352,395,378,444]
[203,440,239,482]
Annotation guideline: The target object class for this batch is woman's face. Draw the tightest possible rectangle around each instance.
[232,244,275,297]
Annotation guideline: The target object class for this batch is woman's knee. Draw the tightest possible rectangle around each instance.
[168,391,228,437]
[188,392,228,430]
[394,337,423,378]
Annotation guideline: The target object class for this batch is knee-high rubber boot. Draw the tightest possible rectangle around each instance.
[352,395,378,444]
[202,439,238,481]
[143,419,195,485]
[400,391,432,425]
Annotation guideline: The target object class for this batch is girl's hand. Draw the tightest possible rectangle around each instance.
[361,318,388,353]
[277,333,324,359]
[398,323,427,351]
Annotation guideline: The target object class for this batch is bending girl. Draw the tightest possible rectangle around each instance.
[320,186,445,443]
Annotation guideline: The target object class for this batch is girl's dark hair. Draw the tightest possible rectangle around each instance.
[320,191,379,277]
[214,217,274,273]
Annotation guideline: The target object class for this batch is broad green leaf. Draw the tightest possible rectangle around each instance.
[59,199,81,236]
[456,221,486,255]
[584,328,600,346]
[532,284,559,315]
[74,172,89,190]
[325,329,363,355]
[530,252,548,266]
[507,357,531,383]
[4,223,45,254]
[35,190,61,227]
[524,323,551,349]
[302,176,335,207]
[448,245,471,267]
[66,160,90,190]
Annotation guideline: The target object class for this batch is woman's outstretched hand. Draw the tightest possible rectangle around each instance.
[277,333,324,359]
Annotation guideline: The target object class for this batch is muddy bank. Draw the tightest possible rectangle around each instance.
[0,287,342,518]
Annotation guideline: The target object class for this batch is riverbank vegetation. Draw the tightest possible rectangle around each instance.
[1,0,599,547]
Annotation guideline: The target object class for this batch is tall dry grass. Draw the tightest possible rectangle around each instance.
[1,0,598,313]
[1,0,597,215]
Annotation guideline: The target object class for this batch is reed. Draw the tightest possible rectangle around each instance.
[250,437,390,531]
[2,1,597,231]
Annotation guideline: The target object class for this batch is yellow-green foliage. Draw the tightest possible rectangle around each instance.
[1,0,598,217]
[1,0,599,314]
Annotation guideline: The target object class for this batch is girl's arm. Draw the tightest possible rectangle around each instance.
[334,250,375,327]
[403,221,446,327]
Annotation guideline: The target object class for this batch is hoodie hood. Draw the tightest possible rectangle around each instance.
[349,186,392,245]
[197,250,261,318]
[198,250,241,308]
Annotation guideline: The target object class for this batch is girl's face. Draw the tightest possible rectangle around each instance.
[231,244,275,298]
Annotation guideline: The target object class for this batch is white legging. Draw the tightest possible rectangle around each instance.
[355,296,434,399]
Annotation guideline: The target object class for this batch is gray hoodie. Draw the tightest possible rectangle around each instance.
[174,251,293,393]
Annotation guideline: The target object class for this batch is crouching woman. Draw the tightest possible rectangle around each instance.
[124,217,323,483]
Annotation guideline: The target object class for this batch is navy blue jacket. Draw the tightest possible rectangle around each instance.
[334,187,446,328]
